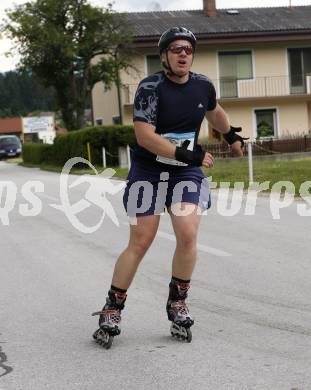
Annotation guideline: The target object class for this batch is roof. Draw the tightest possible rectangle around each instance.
[55,126,67,134]
[126,6,311,40]
[0,118,22,134]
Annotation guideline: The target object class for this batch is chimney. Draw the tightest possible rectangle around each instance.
[203,0,217,17]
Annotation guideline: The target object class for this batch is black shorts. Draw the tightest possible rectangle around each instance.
[123,160,211,217]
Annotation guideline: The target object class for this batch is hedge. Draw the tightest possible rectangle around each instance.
[22,143,54,164]
[22,125,135,166]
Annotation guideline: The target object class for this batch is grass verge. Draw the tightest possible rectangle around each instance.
[203,158,311,196]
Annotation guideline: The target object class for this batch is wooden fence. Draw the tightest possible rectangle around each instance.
[203,135,311,158]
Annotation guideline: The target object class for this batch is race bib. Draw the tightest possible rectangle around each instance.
[156,131,195,166]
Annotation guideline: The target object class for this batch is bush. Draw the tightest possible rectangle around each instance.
[22,143,54,164]
[22,125,135,166]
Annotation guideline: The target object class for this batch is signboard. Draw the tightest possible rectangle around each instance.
[22,116,54,134]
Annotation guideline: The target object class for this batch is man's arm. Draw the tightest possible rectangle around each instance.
[134,121,214,168]
[206,103,246,157]
[134,121,176,158]
[205,103,230,134]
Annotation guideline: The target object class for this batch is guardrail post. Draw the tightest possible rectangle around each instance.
[248,142,254,185]
[126,144,131,170]
[87,142,92,164]
[102,146,106,168]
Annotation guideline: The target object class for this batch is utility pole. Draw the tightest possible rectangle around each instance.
[116,69,123,125]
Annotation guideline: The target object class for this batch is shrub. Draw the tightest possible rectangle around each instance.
[22,125,135,166]
[22,143,53,164]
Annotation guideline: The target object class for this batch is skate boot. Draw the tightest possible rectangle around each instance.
[166,278,194,343]
[92,289,127,349]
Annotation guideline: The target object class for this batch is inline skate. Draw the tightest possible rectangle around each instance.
[167,279,194,342]
[92,289,126,349]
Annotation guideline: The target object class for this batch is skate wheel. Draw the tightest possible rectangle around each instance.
[93,329,100,340]
[93,329,114,349]
[170,323,192,343]
[104,335,114,349]
[186,328,192,343]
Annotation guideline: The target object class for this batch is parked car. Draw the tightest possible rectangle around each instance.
[0,135,22,159]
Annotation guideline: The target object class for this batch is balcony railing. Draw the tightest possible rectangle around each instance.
[217,75,311,99]
[122,75,311,104]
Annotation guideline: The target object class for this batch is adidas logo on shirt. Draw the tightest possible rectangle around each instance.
[198,103,203,108]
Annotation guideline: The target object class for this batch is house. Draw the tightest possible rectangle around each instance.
[0,115,67,143]
[0,118,22,137]
[91,0,311,141]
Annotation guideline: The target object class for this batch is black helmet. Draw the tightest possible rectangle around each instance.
[158,27,196,53]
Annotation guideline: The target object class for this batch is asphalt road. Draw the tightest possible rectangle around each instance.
[0,161,311,390]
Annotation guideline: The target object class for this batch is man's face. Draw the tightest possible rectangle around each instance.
[161,39,193,76]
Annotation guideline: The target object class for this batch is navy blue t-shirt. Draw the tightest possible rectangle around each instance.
[133,71,216,167]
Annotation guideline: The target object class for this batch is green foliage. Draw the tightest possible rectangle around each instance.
[257,121,273,138]
[22,125,135,166]
[22,143,54,164]
[3,0,134,130]
[0,71,58,117]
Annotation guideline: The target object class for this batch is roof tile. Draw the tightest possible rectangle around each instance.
[125,6,311,37]
[0,118,22,134]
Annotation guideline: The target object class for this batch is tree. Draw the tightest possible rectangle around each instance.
[2,0,133,130]
[0,71,58,117]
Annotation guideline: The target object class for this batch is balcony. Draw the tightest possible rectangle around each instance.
[122,75,311,104]
[217,75,311,99]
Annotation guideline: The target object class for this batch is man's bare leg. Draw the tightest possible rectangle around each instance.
[169,203,201,280]
[111,214,160,290]
[165,203,201,339]
[93,214,160,345]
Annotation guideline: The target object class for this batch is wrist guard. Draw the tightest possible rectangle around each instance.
[175,141,205,166]
[224,126,249,147]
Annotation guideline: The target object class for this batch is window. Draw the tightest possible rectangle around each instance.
[0,136,20,147]
[146,55,161,75]
[288,48,311,94]
[255,109,277,138]
[112,116,121,125]
[219,51,253,97]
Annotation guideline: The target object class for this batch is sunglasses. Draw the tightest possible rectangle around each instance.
[168,45,193,55]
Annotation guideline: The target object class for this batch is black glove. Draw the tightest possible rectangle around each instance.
[223,126,249,147]
[175,140,205,166]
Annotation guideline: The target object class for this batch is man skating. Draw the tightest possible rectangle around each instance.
[92,27,246,348]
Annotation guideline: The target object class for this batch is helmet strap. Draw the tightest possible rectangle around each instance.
[162,50,184,79]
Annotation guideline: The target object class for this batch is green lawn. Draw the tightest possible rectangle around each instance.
[203,158,311,195]
[18,157,311,197]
